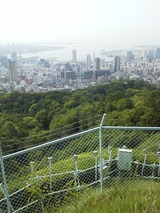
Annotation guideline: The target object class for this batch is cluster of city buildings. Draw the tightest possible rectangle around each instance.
[0,47,160,93]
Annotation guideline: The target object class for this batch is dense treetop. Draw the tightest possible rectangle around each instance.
[0,80,160,153]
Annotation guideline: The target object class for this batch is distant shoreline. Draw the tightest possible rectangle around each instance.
[0,44,66,55]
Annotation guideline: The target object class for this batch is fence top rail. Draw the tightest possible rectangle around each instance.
[102,126,160,131]
[3,125,160,160]
[3,127,99,160]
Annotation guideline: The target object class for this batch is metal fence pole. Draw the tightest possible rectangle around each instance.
[73,155,80,189]
[99,113,106,193]
[0,144,11,213]
[48,157,52,191]
[141,149,147,176]
[93,151,98,181]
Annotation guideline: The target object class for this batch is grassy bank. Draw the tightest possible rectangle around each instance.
[46,179,160,213]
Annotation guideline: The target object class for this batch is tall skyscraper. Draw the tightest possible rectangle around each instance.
[148,50,154,62]
[127,51,133,62]
[11,52,17,62]
[156,48,160,59]
[114,56,120,72]
[86,54,91,70]
[72,49,77,63]
[1,56,8,68]
[94,57,100,71]
[8,59,18,83]
[93,52,95,61]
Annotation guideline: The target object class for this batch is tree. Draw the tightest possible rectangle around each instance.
[1,121,25,139]
[36,109,49,130]
[22,116,41,134]
[116,98,133,111]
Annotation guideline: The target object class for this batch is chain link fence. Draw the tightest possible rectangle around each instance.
[0,127,100,212]
[1,116,160,212]
[102,127,160,180]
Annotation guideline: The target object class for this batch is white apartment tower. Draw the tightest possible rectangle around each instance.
[86,54,91,70]
[94,57,100,71]
[72,49,77,64]
[8,59,18,83]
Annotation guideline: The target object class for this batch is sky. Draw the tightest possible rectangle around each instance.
[0,0,160,46]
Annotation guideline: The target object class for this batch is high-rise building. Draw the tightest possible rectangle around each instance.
[83,70,93,79]
[65,62,72,71]
[95,70,110,79]
[93,52,95,61]
[86,54,91,70]
[148,50,154,62]
[156,48,160,59]
[1,56,8,68]
[72,49,77,63]
[94,57,100,71]
[11,52,17,62]
[127,51,133,62]
[114,56,120,72]
[8,59,18,83]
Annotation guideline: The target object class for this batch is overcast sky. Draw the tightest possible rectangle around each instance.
[0,0,159,46]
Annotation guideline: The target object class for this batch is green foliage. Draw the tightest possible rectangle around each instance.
[1,121,26,139]
[36,109,49,130]
[117,98,133,111]
[46,180,160,213]
[2,79,160,211]
[0,80,160,154]
[22,116,41,133]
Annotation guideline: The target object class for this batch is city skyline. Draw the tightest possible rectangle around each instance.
[0,0,160,46]
[1,45,160,93]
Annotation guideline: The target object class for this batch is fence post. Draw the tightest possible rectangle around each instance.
[0,143,11,213]
[48,157,52,191]
[73,155,80,189]
[141,149,147,176]
[93,151,98,181]
[99,113,106,193]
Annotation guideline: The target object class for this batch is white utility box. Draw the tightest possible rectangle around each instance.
[117,148,132,171]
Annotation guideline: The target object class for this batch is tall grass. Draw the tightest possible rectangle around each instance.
[46,179,160,213]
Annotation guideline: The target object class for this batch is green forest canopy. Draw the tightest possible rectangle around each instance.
[0,80,160,153]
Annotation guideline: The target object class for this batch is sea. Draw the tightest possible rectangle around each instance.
[21,43,128,61]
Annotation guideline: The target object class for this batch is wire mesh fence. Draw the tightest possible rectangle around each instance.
[1,121,160,212]
[102,127,160,179]
[0,127,100,212]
